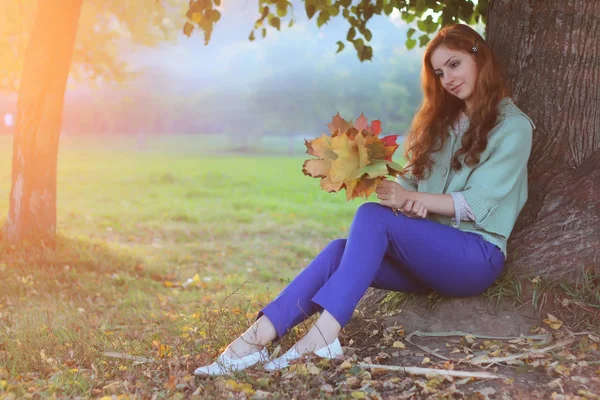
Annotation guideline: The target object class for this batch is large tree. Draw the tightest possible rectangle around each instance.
[487,0,599,280]
[4,0,598,284]
[185,0,599,282]
[2,0,182,243]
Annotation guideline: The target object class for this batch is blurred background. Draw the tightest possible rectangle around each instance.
[0,0,424,155]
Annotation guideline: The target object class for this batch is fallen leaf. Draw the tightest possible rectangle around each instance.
[571,376,589,384]
[544,313,563,330]
[306,363,321,375]
[547,378,563,389]
[476,387,498,398]
[346,376,360,388]
[320,384,334,393]
[253,390,271,399]
[226,380,255,395]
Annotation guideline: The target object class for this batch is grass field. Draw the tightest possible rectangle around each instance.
[1,134,598,399]
[0,134,371,398]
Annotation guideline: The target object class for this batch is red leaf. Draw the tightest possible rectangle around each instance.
[371,120,382,135]
[354,113,369,131]
[380,135,399,146]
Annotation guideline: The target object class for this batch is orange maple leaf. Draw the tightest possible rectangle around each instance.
[327,112,354,134]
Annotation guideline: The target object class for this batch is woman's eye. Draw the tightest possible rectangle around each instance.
[451,61,460,68]
[435,71,443,77]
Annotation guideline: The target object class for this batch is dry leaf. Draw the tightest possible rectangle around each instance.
[345,376,360,388]
[225,380,255,395]
[543,313,563,330]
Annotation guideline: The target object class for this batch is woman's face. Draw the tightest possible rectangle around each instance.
[430,45,478,105]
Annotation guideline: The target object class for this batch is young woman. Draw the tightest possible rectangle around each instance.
[194,23,534,376]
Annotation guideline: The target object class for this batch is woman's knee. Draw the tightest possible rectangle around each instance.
[324,238,346,255]
[354,202,392,230]
[356,202,388,219]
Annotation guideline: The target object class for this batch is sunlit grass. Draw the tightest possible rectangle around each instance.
[0,133,369,397]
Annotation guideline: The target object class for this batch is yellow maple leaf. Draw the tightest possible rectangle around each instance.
[305,134,334,159]
[355,133,372,168]
[330,134,360,182]
[544,313,563,330]
[303,159,331,178]
[320,175,344,192]
[226,379,255,395]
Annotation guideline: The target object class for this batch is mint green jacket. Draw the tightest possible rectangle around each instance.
[397,98,535,256]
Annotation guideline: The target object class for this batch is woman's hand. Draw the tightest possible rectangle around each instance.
[375,180,411,209]
[375,180,428,219]
[399,199,429,219]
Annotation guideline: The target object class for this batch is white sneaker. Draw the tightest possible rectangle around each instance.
[264,338,343,371]
[194,347,269,376]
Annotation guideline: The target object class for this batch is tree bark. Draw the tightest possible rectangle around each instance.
[486,0,600,280]
[6,0,83,243]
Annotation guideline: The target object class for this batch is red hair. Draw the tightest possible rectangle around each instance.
[404,24,510,180]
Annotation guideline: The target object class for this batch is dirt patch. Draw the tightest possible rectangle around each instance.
[336,294,600,399]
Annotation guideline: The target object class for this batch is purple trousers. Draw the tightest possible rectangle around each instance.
[257,202,505,339]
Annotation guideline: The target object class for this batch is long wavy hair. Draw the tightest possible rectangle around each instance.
[404,24,510,180]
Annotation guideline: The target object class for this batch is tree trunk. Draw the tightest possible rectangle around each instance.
[486,0,600,280]
[6,0,83,243]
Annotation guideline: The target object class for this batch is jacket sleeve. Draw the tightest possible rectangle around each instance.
[460,116,533,227]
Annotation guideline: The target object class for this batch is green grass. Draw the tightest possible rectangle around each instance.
[2,134,596,398]
[0,134,369,398]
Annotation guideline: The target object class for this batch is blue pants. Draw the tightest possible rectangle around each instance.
[257,202,505,339]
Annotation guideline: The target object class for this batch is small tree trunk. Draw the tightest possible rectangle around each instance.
[486,0,600,280]
[6,0,83,244]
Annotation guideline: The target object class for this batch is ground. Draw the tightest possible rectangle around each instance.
[0,134,598,399]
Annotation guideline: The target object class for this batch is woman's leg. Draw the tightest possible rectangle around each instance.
[310,202,505,331]
[230,202,504,358]
[226,236,430,359]
[222,239,349,359]
[257,238,429,341]
[291,202,504,355]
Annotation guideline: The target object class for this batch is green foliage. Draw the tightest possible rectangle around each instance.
[186,0,488,61]
[1,0,185,91]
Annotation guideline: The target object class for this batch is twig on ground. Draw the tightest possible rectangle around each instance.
[464,338,576,368]
[103,351,157,364]
[407,330,552,341]
[404,330,553,361]
[358,363,504,379]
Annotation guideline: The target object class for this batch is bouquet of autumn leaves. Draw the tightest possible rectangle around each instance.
[302,113,404,201]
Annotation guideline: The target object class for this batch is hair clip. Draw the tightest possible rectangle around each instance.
[471,40,478,53]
